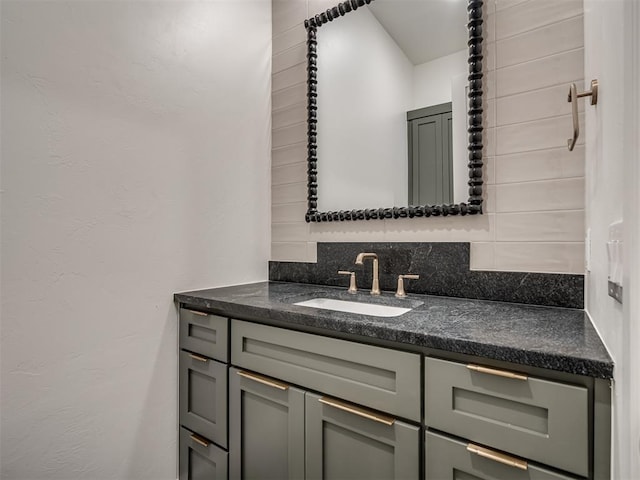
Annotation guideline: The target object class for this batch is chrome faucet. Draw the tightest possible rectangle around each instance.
[355,252,380,295]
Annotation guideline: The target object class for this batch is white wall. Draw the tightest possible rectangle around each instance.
[0,1,271,479]
[412,49,467,110]
[316,12,468,212]
[584,0,640,477]
[316,6,413,211]
[271,0,586,274]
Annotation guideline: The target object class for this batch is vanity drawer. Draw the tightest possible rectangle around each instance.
[179,350,228,448]
[231,319,421,422]
[179,426,228,480]
[425,357,588,477]
[425,431,579,480]
[179,308,228,362]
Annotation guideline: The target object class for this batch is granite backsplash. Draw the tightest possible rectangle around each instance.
[269,242,584,309]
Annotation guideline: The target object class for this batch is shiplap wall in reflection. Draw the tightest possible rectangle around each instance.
[271,0,585,274]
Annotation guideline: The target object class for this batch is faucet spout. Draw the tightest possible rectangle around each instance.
[355,253,380,295]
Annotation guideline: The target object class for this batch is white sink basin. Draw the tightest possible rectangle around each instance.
[294,298,412,318]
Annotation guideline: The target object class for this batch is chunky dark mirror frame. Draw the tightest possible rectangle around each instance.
[304,0,484,223]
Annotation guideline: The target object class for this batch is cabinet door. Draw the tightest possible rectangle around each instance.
[179,427,228,480]
[408,104,453,205]
[179,350,228,448]
[425,431,579,480]
[305,392,420,480]
[229,367,305,480]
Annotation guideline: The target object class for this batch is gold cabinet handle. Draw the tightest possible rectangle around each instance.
[467,364,528,381]
[319,397,395,426]
[189,353,209,363]
[187,309,208,316]
[236,370,289,391]
[190,434,209,448]
[467,443,528,471]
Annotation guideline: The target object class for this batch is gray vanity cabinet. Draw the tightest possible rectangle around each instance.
[177,303,608,480]
[231,319,421,422]
[179,308,230,480]
[228,367,305,480]
[305,392,420,480]
[230,319,422,480]
[228,370,420,480]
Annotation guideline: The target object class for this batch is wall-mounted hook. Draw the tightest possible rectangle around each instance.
[567,79,598,151]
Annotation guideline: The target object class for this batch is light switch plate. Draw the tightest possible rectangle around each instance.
[608,281,623,303]
[607,221,623,303]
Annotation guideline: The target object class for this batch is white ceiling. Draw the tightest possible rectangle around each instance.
[368,0,468,65]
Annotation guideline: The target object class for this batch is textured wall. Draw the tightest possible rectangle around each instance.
[583,0,640,477]
[271,0,585,274]
[0,1,271,478]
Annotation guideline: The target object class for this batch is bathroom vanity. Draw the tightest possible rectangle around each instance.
[175,281,612,480]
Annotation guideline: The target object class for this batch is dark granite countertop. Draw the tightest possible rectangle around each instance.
[175,281,613,379]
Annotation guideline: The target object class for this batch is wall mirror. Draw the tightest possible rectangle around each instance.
[304,0,484,222]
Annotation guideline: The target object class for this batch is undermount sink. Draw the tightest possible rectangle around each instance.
[294,297,412,318]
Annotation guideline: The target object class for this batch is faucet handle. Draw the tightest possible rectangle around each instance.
[395,274,419,298]
[338,270,357,294]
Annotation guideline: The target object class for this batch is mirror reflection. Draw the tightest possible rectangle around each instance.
[316,0,469,212]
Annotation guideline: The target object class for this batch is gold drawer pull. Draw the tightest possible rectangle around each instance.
[319,397,395,426]
[467,443,528,471]
[190,434,209,448]
[187,309,208,316]
[467,364,528,381]
[189,353,209,363]
[237,370,289,391]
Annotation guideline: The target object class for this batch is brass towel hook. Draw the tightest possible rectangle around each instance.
[567,79,598,151]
